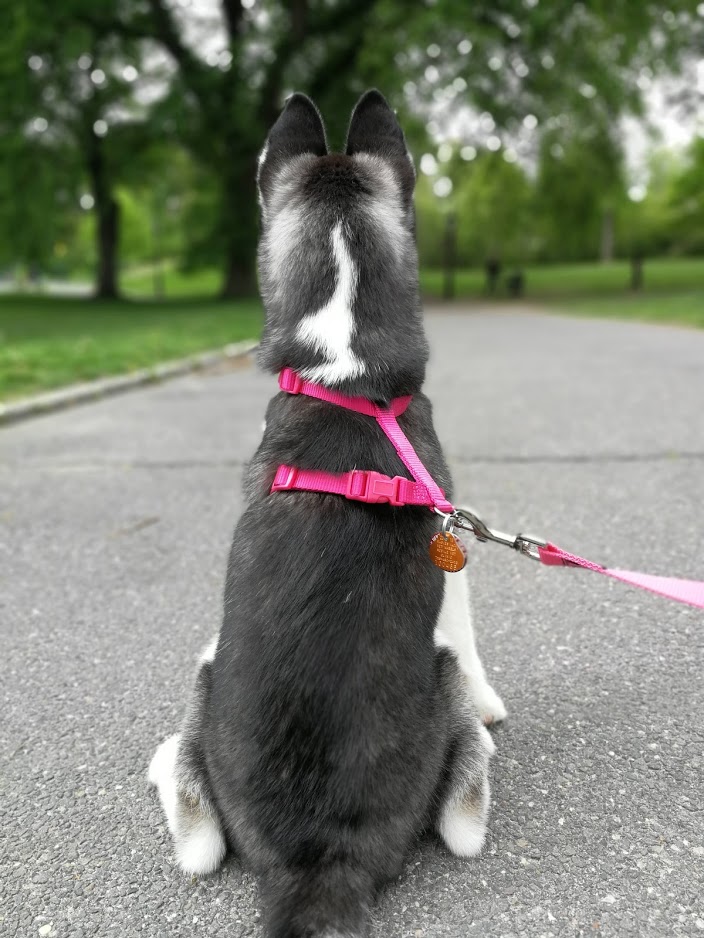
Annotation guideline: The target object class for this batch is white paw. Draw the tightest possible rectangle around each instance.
[148,733,180,788]
[470,681,507,726]
[479,724,496,757]
[439,808,487,857]
[175,815,226,876]
[148,734,181,833]
[149,733,226,876]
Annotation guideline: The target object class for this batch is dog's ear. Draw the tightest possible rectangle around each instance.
[257,93,327,204]
[345,90,415,189]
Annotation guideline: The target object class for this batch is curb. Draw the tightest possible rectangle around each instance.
[0,339,259,427]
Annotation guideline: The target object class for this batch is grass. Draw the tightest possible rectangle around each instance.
[0,295,262,401]
[124,256,704,302]
[122,256,704,303]
[547,291,704,329]
[420,256,704,299]
[423,256,704,330]
[2,255,702,402]
[122,264,222,299]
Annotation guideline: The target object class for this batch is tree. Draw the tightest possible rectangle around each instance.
[366,0,704,271]
[0,6,79,276]
[453,149,533,268]
[367,0,703,129]
[0,127,78,277]
[668,136,704,255]
[77,0,379,297]
[0,0,154,297]
[4,0,704,295]
[80,1,702,296]
[534,123,626,262]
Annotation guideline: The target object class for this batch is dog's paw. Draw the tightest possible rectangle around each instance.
[471,682,507,726]
[175,814,227,876]
[148,733,180,788]
[439,807,487,857]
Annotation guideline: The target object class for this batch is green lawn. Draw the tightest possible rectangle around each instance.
[547,291,704,329]
[420,256,704,299]
[125,257,704,302]
[0,296,262,401]
[2,255,702,403]
[122,264,222,299]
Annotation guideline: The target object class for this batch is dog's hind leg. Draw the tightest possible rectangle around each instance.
[148,637,226,876]
[435,570,507,725]
[434,649,495,857]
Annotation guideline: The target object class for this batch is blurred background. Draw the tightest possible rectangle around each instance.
[1,0,703,401]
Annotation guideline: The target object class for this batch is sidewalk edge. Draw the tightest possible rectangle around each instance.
[0,339,259,427]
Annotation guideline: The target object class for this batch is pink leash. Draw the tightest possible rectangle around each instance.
[271,368,704,611]
[538,543,704,610]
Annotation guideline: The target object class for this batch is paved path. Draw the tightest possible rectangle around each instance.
[2,309,703,938]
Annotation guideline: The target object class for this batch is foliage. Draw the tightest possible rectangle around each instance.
[0,0,161,294]
[415,148,533,267]
[534,123,626,262]
[0,134,78,273]
[362,0,703,129]
[455,150,533,265]
[1,1,704,294]
[668,137,704,254]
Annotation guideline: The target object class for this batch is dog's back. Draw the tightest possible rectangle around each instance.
[209,480,452,936]
[209,92,454,937]
[150,91,493,938]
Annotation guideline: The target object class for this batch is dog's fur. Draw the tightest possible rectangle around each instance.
[149,90,505,938]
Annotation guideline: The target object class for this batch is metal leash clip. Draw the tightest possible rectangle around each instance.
[436,506,547,561]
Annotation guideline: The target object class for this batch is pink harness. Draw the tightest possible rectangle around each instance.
[272,367,453,512]
[270,368,704,611]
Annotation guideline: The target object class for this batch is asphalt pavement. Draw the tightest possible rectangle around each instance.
[2,308,703,937]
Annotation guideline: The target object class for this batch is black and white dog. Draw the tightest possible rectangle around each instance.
[149,90,506,938]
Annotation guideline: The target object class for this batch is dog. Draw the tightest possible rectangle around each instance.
[149,90,506,938]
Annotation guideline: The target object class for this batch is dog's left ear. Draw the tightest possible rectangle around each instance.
[345,90,415,192]
[258,93,328,206]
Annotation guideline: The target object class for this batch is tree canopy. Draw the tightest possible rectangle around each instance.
[1,0,703,296]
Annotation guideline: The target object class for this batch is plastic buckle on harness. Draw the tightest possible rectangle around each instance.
[279,368,304,394]
[345,470,406,506]
[271,465,298,491]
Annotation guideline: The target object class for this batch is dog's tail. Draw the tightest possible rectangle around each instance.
[261,860,372,938]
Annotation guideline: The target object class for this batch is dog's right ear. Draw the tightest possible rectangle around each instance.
[345,89,415,198]
[257,94,327,205]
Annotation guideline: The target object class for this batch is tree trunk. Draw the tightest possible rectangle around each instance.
[630,254,643,291]
[96,197,120,299]
[221,249,257,298]
[219,158,259,299]
[600,208,614,262]
[87,128,120,300]
[442,212,457,300]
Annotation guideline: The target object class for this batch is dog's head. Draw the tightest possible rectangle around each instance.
[257,90,428,400]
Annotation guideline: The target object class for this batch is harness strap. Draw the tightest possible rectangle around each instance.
[372,406,454,513]
[279,367,412,417]
[272,466,436,507]
[275,368,451,512]
[271,369,704,610]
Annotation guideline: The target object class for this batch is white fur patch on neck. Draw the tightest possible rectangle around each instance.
[266,202,305,293]
[296,222,366,383]
[353,152,408,264]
